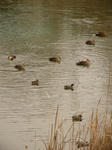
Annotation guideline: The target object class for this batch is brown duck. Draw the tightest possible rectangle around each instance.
[15,64,25,71]
[32,80,39,86]
[96,32,107,37]
[85,40,95,45]
[8,55,16,61]
[76,59,90,67]
[49,57,61,63]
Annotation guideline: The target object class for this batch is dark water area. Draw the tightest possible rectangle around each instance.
[0,0,112,149]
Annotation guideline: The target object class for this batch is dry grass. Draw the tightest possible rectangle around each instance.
[40,104,112,150]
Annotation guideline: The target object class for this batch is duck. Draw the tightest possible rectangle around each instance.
[76,59,90,67]
[72,114,82,122]
[96,32,107,37]
[15,64,25,71]
[32,80,39,86]
[8,55,16,61]
[85,40,95,45]
[49,57,61,63]
[64,84,74,91]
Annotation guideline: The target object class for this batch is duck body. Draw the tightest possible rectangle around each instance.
[85,40,95,45]
[76,59,90,67]
[15,64,25,71]
[49,57,61,63]
[32,80,39,86]
[72,114,82,122]
[8,55,16,61]
[64,84,74,91]
[96,32,107,37]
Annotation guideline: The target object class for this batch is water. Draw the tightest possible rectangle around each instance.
[0,0,112,149]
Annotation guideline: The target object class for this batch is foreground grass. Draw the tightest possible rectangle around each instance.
[25,102,112,150]
[40,104,112,150]
[41,72,112,150]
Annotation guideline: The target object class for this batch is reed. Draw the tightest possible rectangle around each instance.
[40,103,112,150]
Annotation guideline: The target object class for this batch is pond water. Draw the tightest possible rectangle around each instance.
[0,0,112,149]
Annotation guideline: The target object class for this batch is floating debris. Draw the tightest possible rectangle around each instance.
[25,145,28,149]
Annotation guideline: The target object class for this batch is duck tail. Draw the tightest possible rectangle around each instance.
[76,62,79,65]
[71,84,74,91]
[71,84,74,87]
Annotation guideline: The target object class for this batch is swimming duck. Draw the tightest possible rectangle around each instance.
[32,80,39,86]
[15,64,25,71]
[64,84,74,91]
[8,55,16,61]
[72,114,82,122]
[85,40,95,45]
[49,57,61,63]
[96,32,107,37]
[76,59,90,67]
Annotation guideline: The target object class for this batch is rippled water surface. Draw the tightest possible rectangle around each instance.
[0,0,112,149]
